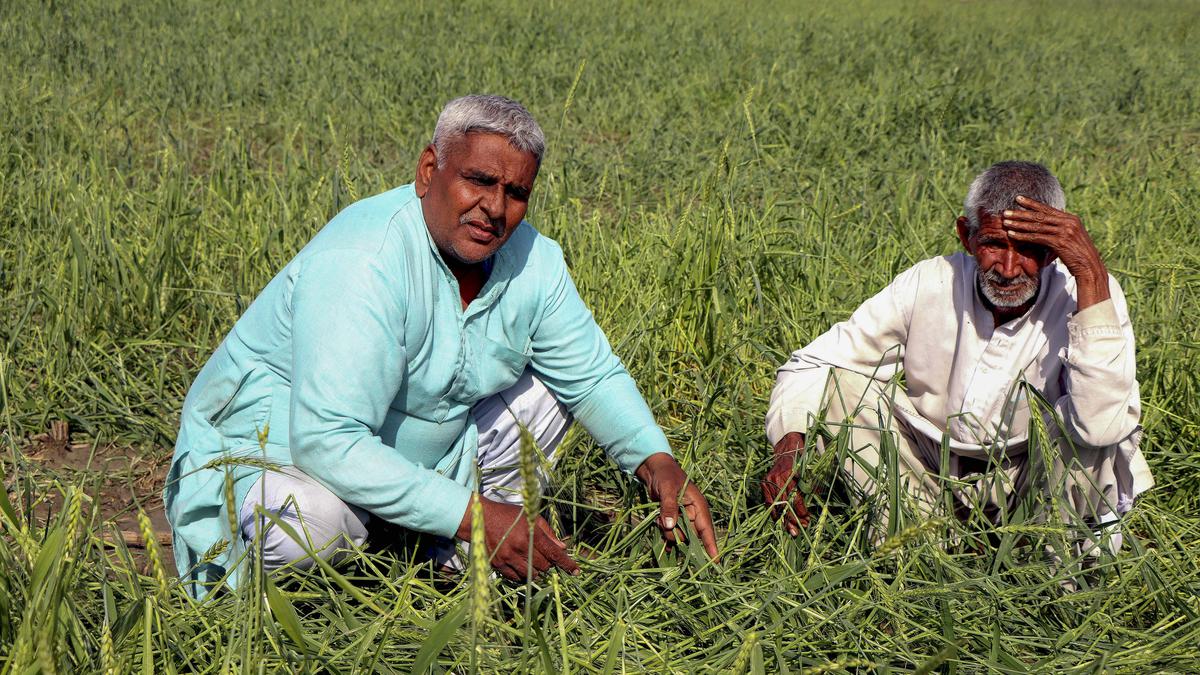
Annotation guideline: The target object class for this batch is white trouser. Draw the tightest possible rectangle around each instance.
[811,368,1126,556]
[239,368,571,571]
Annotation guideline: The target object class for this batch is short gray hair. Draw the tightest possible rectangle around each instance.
[431,94,545,166]
[963,161,1066,235]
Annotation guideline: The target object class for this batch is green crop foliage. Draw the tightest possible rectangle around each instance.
[2,0,1199,671]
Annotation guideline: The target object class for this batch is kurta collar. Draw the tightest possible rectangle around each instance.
[411,195,520,316]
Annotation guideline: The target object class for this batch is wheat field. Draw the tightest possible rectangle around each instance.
[1,0,1199,671]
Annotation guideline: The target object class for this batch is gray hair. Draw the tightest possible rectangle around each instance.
[963,161,1066,235]
[431,94,545,166]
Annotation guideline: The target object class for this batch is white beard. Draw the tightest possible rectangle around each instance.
[979,268,1038,308]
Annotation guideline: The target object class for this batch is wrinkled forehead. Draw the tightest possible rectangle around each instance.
[446,131,537,161]
[445,132,539,179]
[973,219,1010,242]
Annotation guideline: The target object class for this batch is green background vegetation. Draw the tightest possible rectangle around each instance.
[1,0,1198,671]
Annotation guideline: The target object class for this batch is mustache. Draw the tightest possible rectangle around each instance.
[460,212,506,238]
[981,268,1036,289]
[979,268,1039,308]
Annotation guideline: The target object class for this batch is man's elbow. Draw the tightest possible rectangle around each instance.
[289,421,363,471]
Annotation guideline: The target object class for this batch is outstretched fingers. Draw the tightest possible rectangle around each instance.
[786,487,809,534]
[658,487,682,544]
[535,519,580,575]
[763,465,808,535]
[682,486,720,561]
[1013,194,1069,215]
[1004,195,1082,236]
[499,534,551,580]
[775,481,808,535]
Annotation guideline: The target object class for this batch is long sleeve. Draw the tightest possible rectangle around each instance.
[765,266,918,445]
[529,244,671,473]
[288,250,471,538]
[1054,277,1141,448]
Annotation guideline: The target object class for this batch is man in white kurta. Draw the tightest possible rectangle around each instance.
[762,161,1152,555]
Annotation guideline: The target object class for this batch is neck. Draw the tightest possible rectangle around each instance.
[441,251,489,309]
[443,255,481,279]
[989,304,1031,326]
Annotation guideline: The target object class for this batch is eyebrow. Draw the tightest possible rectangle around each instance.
[464,168,531,199]
[463,169,497,181]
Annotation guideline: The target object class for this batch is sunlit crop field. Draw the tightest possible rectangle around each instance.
[2,0,1199,671]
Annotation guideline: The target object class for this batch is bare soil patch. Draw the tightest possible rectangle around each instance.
[13,421,174,573]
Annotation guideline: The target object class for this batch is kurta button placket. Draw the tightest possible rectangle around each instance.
[435,265,463,422]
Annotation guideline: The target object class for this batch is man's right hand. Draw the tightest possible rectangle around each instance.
[455,495,580,580]
[761,432,810,535]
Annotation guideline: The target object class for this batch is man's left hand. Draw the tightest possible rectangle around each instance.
[634,453,720,561]
[1002,195,1111,310]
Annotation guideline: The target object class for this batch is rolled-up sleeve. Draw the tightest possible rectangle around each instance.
[1054,278,1141,448]
[289,250,471,538]
[529,244,671,473]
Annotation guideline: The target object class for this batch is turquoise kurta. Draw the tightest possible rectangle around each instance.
[166,184,671,594]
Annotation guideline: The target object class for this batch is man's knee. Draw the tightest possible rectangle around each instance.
[821,368,888,424]
[474,369,572,503]
[477,369,572,455]
[240,468,369,571]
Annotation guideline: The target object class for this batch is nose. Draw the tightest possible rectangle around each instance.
[998,248,1021,279]
[479,184,505,221]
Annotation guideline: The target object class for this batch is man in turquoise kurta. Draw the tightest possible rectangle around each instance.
[166,95,719,596]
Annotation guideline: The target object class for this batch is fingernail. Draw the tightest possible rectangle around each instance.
[1003,219,1012,225]
[1003,210,1012,216]
[663,517,676,529]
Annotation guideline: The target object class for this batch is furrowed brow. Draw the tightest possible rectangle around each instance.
[463,169,497,182]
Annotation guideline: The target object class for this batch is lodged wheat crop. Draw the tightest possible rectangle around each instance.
[1,0,1199,671]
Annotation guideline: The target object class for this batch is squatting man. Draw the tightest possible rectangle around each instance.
[166,95,719,595]
[762,161,1152,558]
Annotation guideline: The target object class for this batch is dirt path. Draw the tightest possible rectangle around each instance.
[15,421,175,573]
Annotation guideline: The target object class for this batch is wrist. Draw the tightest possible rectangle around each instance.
[1079,265,1109,287]
[455,493,478,541]
[1075,266,1111,310]
[634,452,677,483]
[773,432,805,459]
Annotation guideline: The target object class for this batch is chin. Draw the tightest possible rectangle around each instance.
[981,283,1038,308]
[448,242,501,265]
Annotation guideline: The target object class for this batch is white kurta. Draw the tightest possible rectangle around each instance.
[765,252,1152,511]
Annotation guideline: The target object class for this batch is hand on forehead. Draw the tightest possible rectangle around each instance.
[982,196,1060,235]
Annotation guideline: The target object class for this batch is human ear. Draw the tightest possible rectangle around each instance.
[955,216,972,252]
[414,144,438,198]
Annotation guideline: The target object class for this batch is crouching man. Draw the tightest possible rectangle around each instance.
[762,161,1152,561]
[166,95,718,596]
